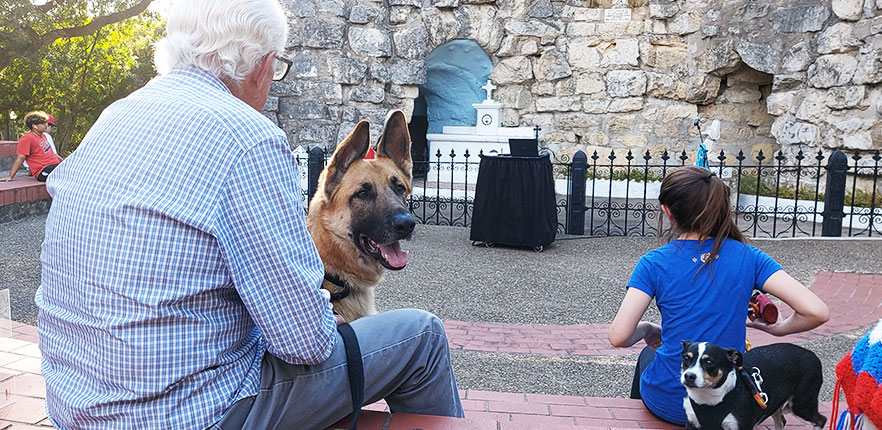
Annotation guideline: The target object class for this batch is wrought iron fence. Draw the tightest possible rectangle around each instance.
[295,146,882,239]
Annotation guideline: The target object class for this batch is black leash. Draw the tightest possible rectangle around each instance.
[336,322,364,430]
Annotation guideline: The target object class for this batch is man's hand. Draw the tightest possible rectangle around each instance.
[335,314,346,325]
[640,321,662,350]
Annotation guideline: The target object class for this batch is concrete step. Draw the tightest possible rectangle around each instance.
[0,175,51,223]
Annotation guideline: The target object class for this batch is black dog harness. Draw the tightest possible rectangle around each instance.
[324,273,351,302]
[323,272,364,430]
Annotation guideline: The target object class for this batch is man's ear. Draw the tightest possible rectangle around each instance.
[376,110,412,180]
[725,349,743,367]
[323,121,371,197]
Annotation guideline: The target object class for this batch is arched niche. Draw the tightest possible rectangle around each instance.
[419,39,492,135]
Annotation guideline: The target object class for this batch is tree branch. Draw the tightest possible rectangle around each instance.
[40,0,152,44]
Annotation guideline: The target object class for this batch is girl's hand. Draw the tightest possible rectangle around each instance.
[640,322,662,350]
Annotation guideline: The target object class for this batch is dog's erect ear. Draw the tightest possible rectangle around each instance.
[681,340,693,355]
[324,120,371,196]
[725,349,743,367]
[376,110,412,180]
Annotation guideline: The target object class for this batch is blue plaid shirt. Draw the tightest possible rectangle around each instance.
[36,67,337,429]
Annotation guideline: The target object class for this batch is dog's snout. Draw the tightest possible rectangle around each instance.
[683,373,696,384]
[392,212,415,236]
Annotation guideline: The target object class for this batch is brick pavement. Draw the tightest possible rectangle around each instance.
[1,270,879,429]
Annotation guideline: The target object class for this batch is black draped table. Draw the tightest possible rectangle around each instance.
[469,154,557,251]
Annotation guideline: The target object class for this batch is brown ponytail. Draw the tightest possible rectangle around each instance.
[658,166,746,276]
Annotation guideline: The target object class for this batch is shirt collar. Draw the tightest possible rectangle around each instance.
[166,66,233,95]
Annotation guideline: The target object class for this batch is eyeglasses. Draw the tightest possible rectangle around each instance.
[272,56,293,82]
[48,123,54,127]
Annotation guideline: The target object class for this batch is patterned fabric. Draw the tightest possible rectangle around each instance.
[36,67,337,430]
[837,319,882,427]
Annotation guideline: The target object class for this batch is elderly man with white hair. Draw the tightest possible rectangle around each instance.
[36,0,463,428]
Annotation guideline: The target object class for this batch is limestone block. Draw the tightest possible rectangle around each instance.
[279,99,332,120]
[834,118,869,133]
[843,131,874,149]
[852,16,882,40]
[520,113,555,128]
[303,19,346,49]
[872,121,882,148]
[491,56,533,84]
[685,75,722,105]
[299,121,340,145]
[608,114,637,131]
[556,112,601,129]
[652,20,667,34]
[389,60,426,85]
[535,49,573,82]
[464,6,504,53]
[772,6,831,33]
[573,8,603,22]
[348,27,392,57]
[736,3,770,20]
[521,40,540,56]
[390,84,419,99]
[424,10,461,47]
[567,22,597,37]
[535,96,582,112]
[697,39,742,76]
[288,51,316,79]
[818,23,862,54]
[615,133,649,147]
[319,0,345,16]
[596,22,644,36]
[772,73,806,91]
[826,86,867,109]
[668,12,701,35]
[555,78,577,96]
[504,20,561,38]
[747,105,770,127]
[532,81,555,96]
[349,85,385,103]
[807,54,858,88]
[766,92,796,116]
[568,38,602,70]
[495,85,532,110]
[649,2,679,19]
[833,0,864,20]
[289,0,316,18]
[854,49,882,84]
[389,6,410,24]
[782,41,816,73]
[528,0,553,18]
[583,99,611,114]
[770,115,819,145]
[600,38,640,67]
[501,109,519,127]
[796,90,831,123]
[431,0,461,6]
[702,26,718,38]
[646,72,688,99]
[349,5,379,24]
[578,130,610,147]
[608,97,645,113]
[575,73,605,95]
[605,70,647,98]
[877,92,882,115]
[326,57,367,84]
[393,26,430,59]
[661,102,698,122]
[369,60,389,83]
[720,85,763,103]
[736,41,781,75]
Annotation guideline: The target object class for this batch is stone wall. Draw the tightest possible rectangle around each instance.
[265,0,882,162]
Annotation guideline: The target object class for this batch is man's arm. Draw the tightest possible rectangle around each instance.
[1,155,27,182]
[214,135,337,365]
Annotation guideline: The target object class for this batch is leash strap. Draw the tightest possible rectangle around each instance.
[337,322,365,430]
[325,273,351,302]
[737,366,768,409]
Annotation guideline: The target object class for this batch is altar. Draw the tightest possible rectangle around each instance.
[426,80,536,183]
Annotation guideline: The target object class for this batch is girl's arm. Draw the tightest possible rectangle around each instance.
[748,270,829,336]
[609,287,661,349]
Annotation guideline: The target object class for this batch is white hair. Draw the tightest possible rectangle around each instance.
[154,0,288,83]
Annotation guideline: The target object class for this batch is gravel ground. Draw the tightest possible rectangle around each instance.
[2,215,880,401]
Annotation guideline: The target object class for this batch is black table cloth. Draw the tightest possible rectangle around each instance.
[469,154,557,249]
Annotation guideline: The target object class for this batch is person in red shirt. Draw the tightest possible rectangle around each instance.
[2,111,63,182]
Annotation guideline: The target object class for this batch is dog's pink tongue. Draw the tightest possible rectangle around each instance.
[378,242,408,268]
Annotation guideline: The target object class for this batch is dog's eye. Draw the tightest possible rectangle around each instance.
[395,184,406,194]
[355,189,369,198]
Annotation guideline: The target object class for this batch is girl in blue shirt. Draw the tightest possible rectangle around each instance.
[608,166,829,426]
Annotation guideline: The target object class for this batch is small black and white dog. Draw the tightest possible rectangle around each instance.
[679,341,827,430]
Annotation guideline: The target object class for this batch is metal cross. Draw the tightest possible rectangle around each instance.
[534,125,541,140]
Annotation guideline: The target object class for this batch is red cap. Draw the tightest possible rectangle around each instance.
[47,115,55,125]
[364,146,375,160]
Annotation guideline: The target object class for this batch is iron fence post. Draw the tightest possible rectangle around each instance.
[307,146,325,207]
[821,150,848,237]
[567,150,587,235]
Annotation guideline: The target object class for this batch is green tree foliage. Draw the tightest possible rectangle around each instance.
[0,11,162,154]
[0,0,154,72]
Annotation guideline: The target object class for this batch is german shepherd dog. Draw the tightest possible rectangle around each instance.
[306,110,415,322]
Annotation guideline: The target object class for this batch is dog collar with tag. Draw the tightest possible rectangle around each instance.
[323,273,351,302]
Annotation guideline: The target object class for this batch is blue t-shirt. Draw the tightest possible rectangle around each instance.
[628,239,782,425]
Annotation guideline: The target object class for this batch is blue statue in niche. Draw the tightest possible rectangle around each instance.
[419,40,492,134]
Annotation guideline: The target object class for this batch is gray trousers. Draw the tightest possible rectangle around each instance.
[211,309,464,430]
